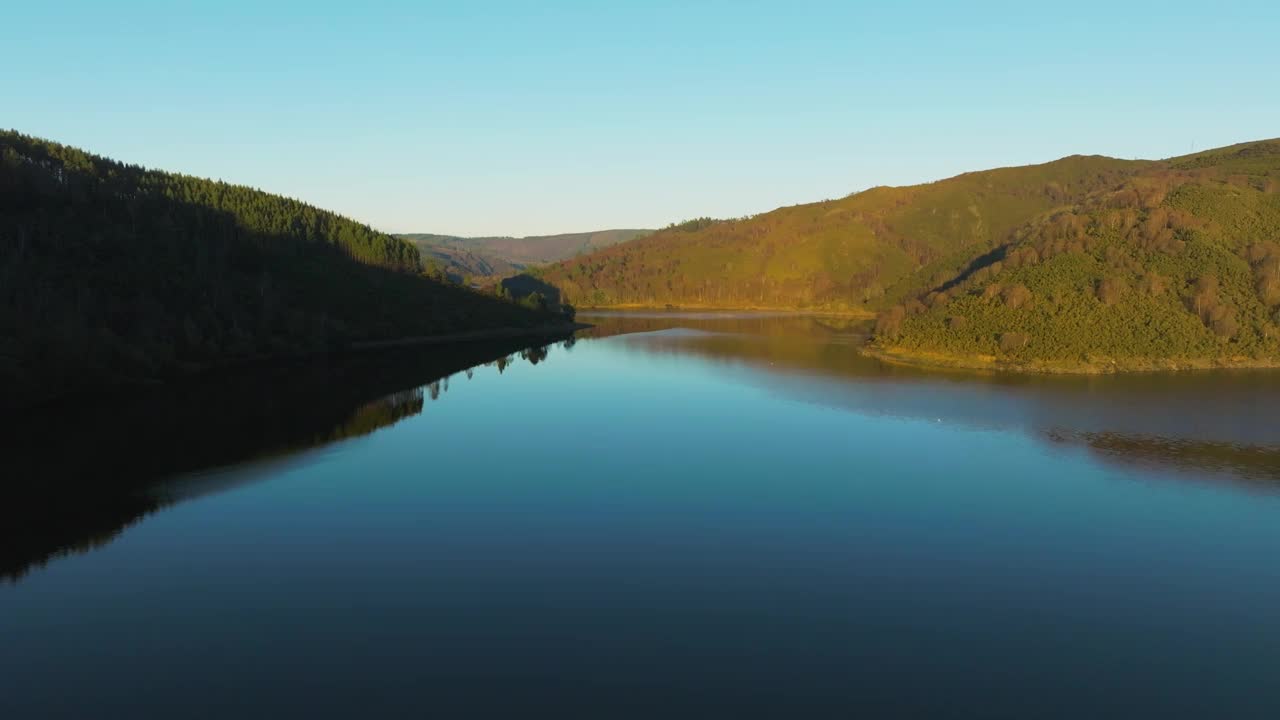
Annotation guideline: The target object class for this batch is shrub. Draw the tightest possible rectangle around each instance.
[999,332,1030,353]
[875,305,906,339]
[1096,277,1127,306]
[1002,284,1033,309]
[1139,271,1166,297]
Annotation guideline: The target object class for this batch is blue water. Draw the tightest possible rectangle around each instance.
[3,313,1280,718]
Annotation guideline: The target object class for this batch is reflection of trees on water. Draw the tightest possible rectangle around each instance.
[578,312,1280,489]
[2,336,571,583]
[579,311,870,344]
[486,341,561,374]
[1050,432,1280,487]
[0,494,164,587]
[330,389,427,442]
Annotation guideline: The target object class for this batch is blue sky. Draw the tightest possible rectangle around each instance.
[5,1,1278,236]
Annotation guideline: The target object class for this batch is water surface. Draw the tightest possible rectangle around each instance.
[3,312,1280,718]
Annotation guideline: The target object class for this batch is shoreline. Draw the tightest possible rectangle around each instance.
[577,304,875,318]
[349,322,591,351]
[7,322,590,413]
[862,345,1280,376]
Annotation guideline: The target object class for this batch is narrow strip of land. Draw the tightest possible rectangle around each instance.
[351,322,591,351]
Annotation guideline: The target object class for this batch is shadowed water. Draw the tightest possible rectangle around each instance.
[2,312,1279,718]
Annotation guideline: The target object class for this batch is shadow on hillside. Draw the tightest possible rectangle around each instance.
[935,244,1009,294]
[0,334,574,583]
[500,274,563,306]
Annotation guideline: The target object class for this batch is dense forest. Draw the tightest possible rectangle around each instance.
[0,131,566,407]
[873,139,1280,371]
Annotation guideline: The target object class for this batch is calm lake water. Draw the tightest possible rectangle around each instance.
[4,312,1280,718]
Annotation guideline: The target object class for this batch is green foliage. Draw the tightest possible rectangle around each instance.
[873,139,1280,367]
[0,130,559,407]
[520,292,548,311]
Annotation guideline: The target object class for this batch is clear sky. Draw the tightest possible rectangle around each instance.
[5,1,1278,236]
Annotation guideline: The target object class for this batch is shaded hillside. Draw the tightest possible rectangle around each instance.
[400,228,651,281]
[413,241,523,282]
[0,131,562,408]
[871,139,1280,371]
[540,157,1148,310]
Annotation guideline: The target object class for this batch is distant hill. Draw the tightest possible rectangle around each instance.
[539,156,1147,311]
[539,139,1280,371]
[0,131,566,408]
[408,240,524,281]
[399,229,651,282]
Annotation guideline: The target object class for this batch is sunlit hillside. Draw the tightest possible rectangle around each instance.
[541,155,1148,311]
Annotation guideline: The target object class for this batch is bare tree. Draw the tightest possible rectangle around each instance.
[1002,284,1033,310]
[1096,277,1127,306]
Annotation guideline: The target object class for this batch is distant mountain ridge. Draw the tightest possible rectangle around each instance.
[399,229,651,281]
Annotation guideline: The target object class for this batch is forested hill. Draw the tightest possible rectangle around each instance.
[538,157,1150,310]
[537,139,1280,370]
[400,229,651,282]
[872,139,1280,371]
[0,131,564,408]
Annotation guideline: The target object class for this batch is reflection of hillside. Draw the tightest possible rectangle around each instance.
[1,337,568,582]
[0,494,163,586]
[327,389,427,445]
[581,312,1280,487]
[581,311,871,341]
[581,311,879,377]
[1060,433,1280,487]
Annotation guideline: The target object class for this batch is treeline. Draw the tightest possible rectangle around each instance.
[871,140,1280,368]
[0,130,563,407]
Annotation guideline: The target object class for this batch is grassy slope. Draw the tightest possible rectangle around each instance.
[0,131,562,407]
[540,156,1147,311]
[877,139,1280,371]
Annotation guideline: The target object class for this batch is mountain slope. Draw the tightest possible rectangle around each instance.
[872,139,1280,371]
[539,155,1149,310]
[0,131,564,407]
[400,229,651,281]
[407,240,524,281]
